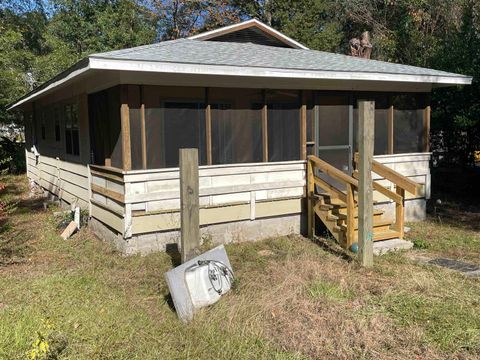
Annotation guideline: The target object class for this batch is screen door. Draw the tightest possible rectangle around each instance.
[314,94,353,190]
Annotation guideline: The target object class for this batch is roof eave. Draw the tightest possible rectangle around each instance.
[89,57,473,86]
[7,58,90,111]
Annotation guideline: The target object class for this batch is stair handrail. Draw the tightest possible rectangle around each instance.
[307,155,357,247]
[353,152,423,239]
[353,153,421,195]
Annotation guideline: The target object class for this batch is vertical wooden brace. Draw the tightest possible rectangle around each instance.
[357,100,374,267]
[393,187,405,239]
[205,88,212,165]
[423,105,431,152]
[307,158,314,238]
[346,183,355,248]
[300,91,307,160]
[387,104,394,154]
[140,86,147,169]
[262,90,268,162]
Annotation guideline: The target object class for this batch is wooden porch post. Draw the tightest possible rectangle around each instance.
[300,91,307,160]
[140,85,147,169]
[205,87,212,165]
[387,104,394,154]
[423,105,431,152]
[357,100,374,267]
[120,85,132,171]
[262,90,268,162]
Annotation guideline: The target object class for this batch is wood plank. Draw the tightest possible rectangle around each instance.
[313,176,347,203]
[355,153,420,195]
[91,203,124,233]
[423,105,431,152]
[387,105,394,154]
[307,159,314,238]
[300,91,307,160]
[91,183,125,203]
[121,102,131,171]
[352,170,402,204]
[205,87,212,166]
[140,102,147,169]
[357,99,374,267]
[309,155,358,188]
[179,149,200,263]
[262,90,268,162]
[60,180,90,202]
[393,187,405,238]
[346,183,355,248]
[90,168,124,183]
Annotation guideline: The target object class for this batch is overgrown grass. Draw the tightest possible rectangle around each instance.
[0,174,479,359]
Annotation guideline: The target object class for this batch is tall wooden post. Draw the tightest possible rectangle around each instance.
[357,100,374,267]
[180,148,200,263]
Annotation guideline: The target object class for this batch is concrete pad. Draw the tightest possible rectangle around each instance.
[373,238,413,256]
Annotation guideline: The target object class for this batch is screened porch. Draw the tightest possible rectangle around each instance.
[88,85,431,174]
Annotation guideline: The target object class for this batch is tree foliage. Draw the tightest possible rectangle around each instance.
[0,0,478,165]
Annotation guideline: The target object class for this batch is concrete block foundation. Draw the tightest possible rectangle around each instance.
[90,214,302,255]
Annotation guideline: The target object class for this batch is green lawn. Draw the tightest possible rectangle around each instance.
[0,174,479,359]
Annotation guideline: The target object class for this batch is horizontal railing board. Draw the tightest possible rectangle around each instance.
[91,202,124,232]
[91,198,124,217]
[60,180,89,201]
[123,161,306,183]
[124,180,305,204]
[59,170,88,190]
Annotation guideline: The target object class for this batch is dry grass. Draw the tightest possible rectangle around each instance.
[0,174,479,359]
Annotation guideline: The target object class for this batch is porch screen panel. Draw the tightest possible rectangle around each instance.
[108,87,122,169]
[128,85,143,170]
[318,96,350,147]
[352,94,389,155]
[210,88,263,164]
[393,94,425,153]
[267,90,300,162]
[145,107,163,169]
[164,102,206,167]
[88,86,121,167]
[143,86,206,169]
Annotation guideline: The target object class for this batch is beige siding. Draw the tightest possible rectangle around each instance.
[125,161,306,236]
[26,150,89,208]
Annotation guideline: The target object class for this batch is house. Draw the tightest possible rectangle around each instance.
[9,19,472,254]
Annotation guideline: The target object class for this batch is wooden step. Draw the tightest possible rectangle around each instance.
[372,229,401,241]
[335,208,384,218]
[339,218,393,231]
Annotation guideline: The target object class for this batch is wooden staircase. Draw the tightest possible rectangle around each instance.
[307,154,421,250]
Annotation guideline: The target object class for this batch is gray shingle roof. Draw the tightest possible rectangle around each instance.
[91,39,467,79]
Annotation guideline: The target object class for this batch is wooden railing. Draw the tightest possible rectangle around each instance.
[307,155,358,247]
[353,153,422,239]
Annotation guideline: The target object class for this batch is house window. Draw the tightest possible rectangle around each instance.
[54,107,61,142]
[65,104,80,156]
